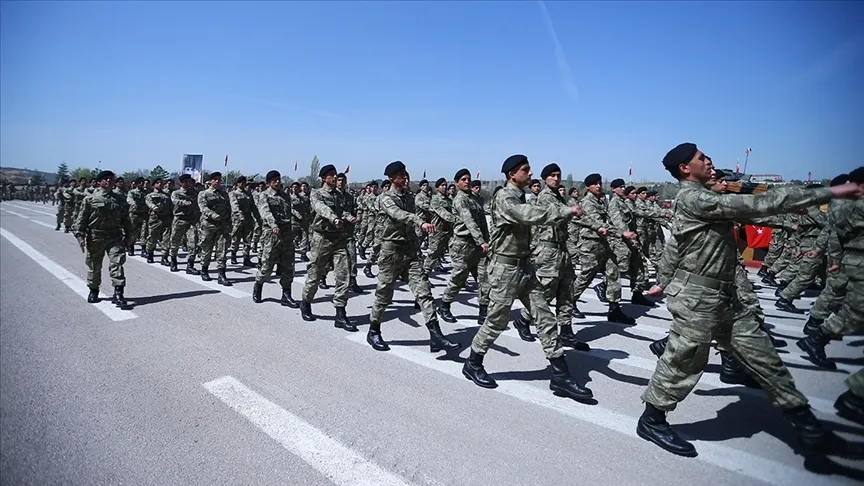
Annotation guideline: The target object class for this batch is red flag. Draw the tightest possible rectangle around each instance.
[745,225,772,249]
[628,163,632,176]
[745,147,752,155]
[294,160,298,171]
[224,153,229,167]
[735,160,740,173]
[344,165,350,174]
[422,169,426,179]
[476,170,480,179]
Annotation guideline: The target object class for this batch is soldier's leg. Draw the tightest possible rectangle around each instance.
[106,239,127,288]
[242,220,255,259]
[779,253,824,301]
[845,369,864,399]
[422,233,446,275]
[254,232,277,283]
[198,228,215,270]
[527,277,564,360]
[301,233,328,303]
[407,252,436,323]
[734,264,765,323]
[573,240,602,299]
[278,236,296,289]
[642,329,711,410]
[145,219,162,256]
[169,219,186,260]
[86,239,107,290]
[346,238,358,278]
[252,221,262,253]
[762,233,785,268]
[161,218,172,252]
[55,204,63,229]
[809,270,847,322]
[602,244,623,303]
[471,262,521,355]
[441,240,472,304]
[230,218,243,254]
[821,272,864,337]
[370,247,402,323]
[186,223,199,263]
[331,242,351,308]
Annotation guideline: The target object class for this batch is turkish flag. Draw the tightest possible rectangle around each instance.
[745,225,772,248]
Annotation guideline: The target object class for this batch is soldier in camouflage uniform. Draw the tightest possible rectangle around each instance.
[461,155,592,403]
[251,181,266,254]
[415,179,431,249]
[144,178,172,264]
[364,180,390,278]
[167,174,201,275]
[293,181,311,261]
[337,173,364,293]
[71,177,89,231]
[74,171,134,307]
[608,178,654,307]
[775,185,828,313]
[62,179,78,232]
[365,161,458,353]
[229,176,260,267]
[197,172,233,286]
[638,142,863,460]
[252,170,299,308]
[125,178,148,256]
[54,179,69,231]
[422,178,456,276]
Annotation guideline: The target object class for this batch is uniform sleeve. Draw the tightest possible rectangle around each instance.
[607,198,629,235]
[311,190,339,223]
[229,191,241,215]
[496,192,571,226]
[145,192,158,211]
[256,194,277,228]
[198,191,219,222]
[74,196,91,239]
[456,197,486,246]
[687,187,834,222]
[431,196,458,223]
[380,195,424,227]
[655,236,679,288]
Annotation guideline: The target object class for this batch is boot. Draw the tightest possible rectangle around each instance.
[718,351,761,388]
[477,304,488,325]
[169,257,179,272]
[280,289,299,308]
[160,253,169,266]
[242,254,253,267]
[761,272,778,286]
[512,314,535,342]
[230,250,238,265]
[54,224,60,231]
[785,406,864,460]
[364,264,375,279]
[636,403,697,457]
[631,291,655,307]
[834,390,864,427]
[201,267,212,281]
[300,301,315,321]
[275,264,281,276]
[775,297,805,314]
[593,282,608,303]
[760,322,787,348]
[319,277,330,290]
[87,288,99,303]
[774,281,788,298]
[334,307,357,332]
[217,269,232,287]
[437,301,457,323]
[572,303,585,319]
[146,252,155,264]
[413,300,420,310]
[64,227,70,233]
[558,326,590,351]
[427,320,459,353]
[359,246,367,260]
[462,350,496,388]
[649,336,668,358]
[796,328,837,370]
[301,253,309,262]
[349,277,364,293]
[112,286,127,308]
[128,246,135,256]
[548,356,594,402]
[185,257,200,275]
[757,265,769,278]
[366,321,389,351]
[803,316,823,336]
[608,303,636,325]
[252,282,263,303]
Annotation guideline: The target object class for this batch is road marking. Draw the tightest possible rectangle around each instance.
[6,203,56,217]
[0,227,138,322]
[343,334,837,486]
[125,253,250,299]
[203,376,416,486]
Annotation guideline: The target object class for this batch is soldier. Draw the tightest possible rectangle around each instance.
[364,180,390,278]
[229,176,259,267]
[125,178,148,256]
[197,172,233,286]
[638,142,862,460]
[144,178,172,264]
[167,174,201,274]
[566,186,581,272]
[252,170,299,307]
[775,184,828,313]
[299,165,357,330]
[251,181,266,255]
[608,178,653,306]
[74,171,134,307]
[336,172,364,293]
[294,181,312,261]
[113,177,127,198]
[62,179,78,232]
[437,168,491,325]
[54,179,69,231]
[415,179,432,249]
[422,178,456,275]
[461,155,591,402]
[366,161,458,353]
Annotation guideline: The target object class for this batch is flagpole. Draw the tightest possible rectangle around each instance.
[743,149,750,175]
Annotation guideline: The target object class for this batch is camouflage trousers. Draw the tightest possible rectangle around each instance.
[441,237,490,306]
[810,268,848,323]
[762,231,787,268]
[566,235,580,268]
[230,217,255,255]
[256,229,295,288]
[611,238,648,290]
[572,238,621,303]
[770,240,797,278]
[367,220,385,264]
[199,223,230,270]
[518,247,574,329]
[322,236,359,280]
[735,263,764,323]
[251,220,262,253]
[779,252,824,301]
[293,223,310,255]
[472,255,564,359]
[370,241,435,324]
[847,369,864,400]
[169,218,198,261]
[361,218,377,249]
[819,256,863,337]
[130,213,147,244]
[651,226,666,265]
[642,272,807,411]
[422,231,451,275]
[55,203,65,228]
[145,216,171,255]
[85,236,127,289]
[63,204,75,228]
[302,231,351,308]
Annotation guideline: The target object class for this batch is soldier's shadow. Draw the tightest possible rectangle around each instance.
[128,289,220,307]
[575,320,656,343]
[490,348,647,391]
[385,327,518,360]
[847,340,864,347]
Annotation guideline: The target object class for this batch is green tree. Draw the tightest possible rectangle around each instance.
[56,162,69,182]
[29,173,44,185]
[309,155,320,185]
[149,165,169,181]
[225,170,244,185]
[565,173,574,190]
[70,167,95,181]
[246,173,261,183]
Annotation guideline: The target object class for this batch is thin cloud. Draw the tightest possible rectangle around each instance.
[537,0,579,102]
[782,34,864,92]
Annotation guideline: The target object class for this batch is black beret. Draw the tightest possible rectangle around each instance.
[647,190,658,196]
[830,174,849,187]
[134,177,146,183]
[384,160,406,177]
[236,176,247,184]
[662,143,698,172]
[454,168,471,182]
[369,180,378,187]
[115,177,124,181]
[624,186,635,195]
[435,177,447,188]
[266,170,281,183]
[291,182,300,187]
[529,179,541,187]
[153,177,163,184]
[95,170,114,181]
[610,178,625,188]
[208,172,222,181]
[319,164,336,178]
[636,186,648,194]
[178,174,193,182]
[419,179,428,186]
[381,180,391,187]
[336,173,346,179]
[470,180,481,188]
[300,181,309,185]
[584,173,602,186]
[501,154,528,174]
[541,163,561,179]
[849,167,864,184]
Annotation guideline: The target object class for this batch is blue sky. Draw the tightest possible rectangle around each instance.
[1,1,861,182]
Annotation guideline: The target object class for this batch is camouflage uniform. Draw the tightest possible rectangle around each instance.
[197,185,232,275]
[75,187,133,294]
[422,189,456,275]
[169,186,201,270]
[229,186,260,265]
[254,186,296,302]
[144,188,172,260]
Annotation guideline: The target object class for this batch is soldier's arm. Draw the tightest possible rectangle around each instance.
[197,192,219,221]
[229,191,241,215]
[607,199,629,236]
[456,197,486,246]
[380,195,424,227]
[120,196,134,240]
[145,193,158,211]
[74,197,90,239]
[290,197,303,220]
[496,192,571,226]
[311,191,340,223]
[691,186,834,222]
[655,236,679,289]
[431,197,458,223]
[256,196,278,228]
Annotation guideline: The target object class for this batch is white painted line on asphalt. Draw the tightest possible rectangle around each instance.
[0,227,138,322]
[203,376,416,486]
[125,253,251,299]
[6,203,56,217]
[343,334,836,486]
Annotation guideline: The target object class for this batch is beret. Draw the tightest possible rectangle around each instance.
[454,168,471,182]
[300,180,309,184]
[662,143,698,171]
[830,174,848,187]
[135,177,146,183]
[208,172,222,181]
[435,177,448,188]
[179,174,193,182]
[115,176,124,181]
[470,180,481,188]
[541,163,561,179]
[319,164,337,178]
[610,178,625,188]
[336,173,346,179]
[384,160,406,177]
[266,170,281,183]
[501,154,528,174]
[624,186,635,195]
[291,182,300,187]
[95,170,114,181]
[236,176,247,184]
[381,180,391,187]
[647,190,658,196]
[368,180,378,187]
[529,179,541,187]
[153,177,163,184]
[419,179,429,186]
[584,173,602,186]
[849,167,864,184]
[636,186,648,193]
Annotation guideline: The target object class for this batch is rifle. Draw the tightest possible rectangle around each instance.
[725,180,769,195]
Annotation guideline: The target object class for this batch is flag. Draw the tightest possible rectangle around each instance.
[735,159,740,173]
[422,169,426,179]
[745,225,772,249]
[294,160,298,171]
[224,154,229,167]
[476,170,480,180]
[628,162,632,176]
[344,165,350,174]
[808,171,812,181]
[745,147,752,155]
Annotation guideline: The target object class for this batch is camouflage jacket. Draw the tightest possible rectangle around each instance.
[309,185,352,235]
[451,189,489,247]
[257,187,293,233]
[198,187,231,227]
[171,188,200,222]
[74,189,133,240]
[145,189,172,218]
[378,187,425,243]
[229,187,259,223]
[488,182,572,260]
[429,192,457,230]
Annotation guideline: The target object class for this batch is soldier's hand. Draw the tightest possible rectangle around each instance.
[77,239,85,253]
[623,231,637,240]
[597,227,608,236]
[421,223,436,234]
[804,251,820,258]
[272,227,280,235]
[347,216,358,224]
[831,182,864,199]
[828,264,840,273]
[480,242,489,254]
[647,285,664,297]
[570,205,583,217]
[334,219,344,229]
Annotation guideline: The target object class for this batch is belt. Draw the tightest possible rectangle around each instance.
[673,269,734,291]
[536,241,564,250]
[491,255,528,266]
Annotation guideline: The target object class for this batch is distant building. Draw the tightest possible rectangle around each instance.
[747,174,784,184]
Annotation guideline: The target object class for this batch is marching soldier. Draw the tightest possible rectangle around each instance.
[422,178,456,275]
[168,174,201,274]
[197,172,233,286]
[144,178,172,264]
[229,176,260,267]
[253,170,299,307]
[608,178,654,306]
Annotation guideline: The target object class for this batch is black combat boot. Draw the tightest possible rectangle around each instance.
[319,277,329,290]
[169,257,179,272]
[200,267,212,281]
[775,297,805,314]
[796,328,837,370]
[217,269,232,286]
[300,301,315,321]
[558,326,590,351]
[761,271,778,286]
[64,227,70,233]
[593,282,608,303]
[301,253,309,262]
[87,288,99,303]
[366,321,389,351]
[146,252,155,264]
[275,264,281,277]
[334,307,357,332]
[548,356,594,402]
[186,257,200,275]
[230,250,238,265]
[631,291,655,307]
[636,403,698,457]
[364,263,374,279]
[718,350,761,388]
[759,321,787,348]
[414,300,420,310]
[803,316,823,336]
[281,289,299,309]
[252,282,263,303]
[128,245,135,256]
[649,336,668,358]
[426,320,459,353]
[477,304,488,325]
[462,350,496,388]
[757,264,769,278]
[242,254,253,267]
[572,302,585,319]
[785,406,864,460]
[835,391,864,426]
[359,246,367,260]
[774,281,788,298]
[512,314,535,342]
[55,223,60,231]
[160,253,170,267]
[608,303,636,325]
[437,301,457,323]
[112,286,128,308]
[349,278,364,293]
